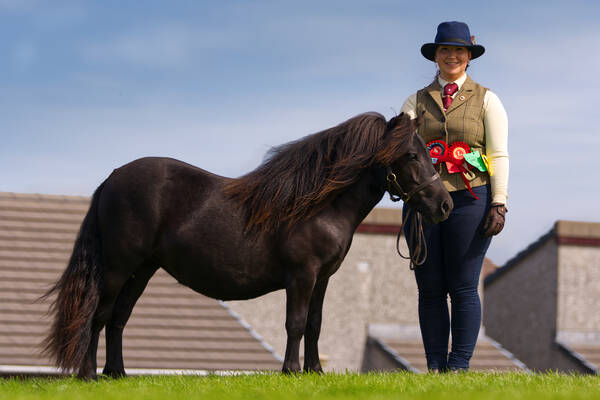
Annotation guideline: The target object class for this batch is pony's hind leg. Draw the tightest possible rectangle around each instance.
[77,278,126,379]
[77,261,138,379]
[77,322,102,380]
[303,278,329,373]
[103,262,158,378]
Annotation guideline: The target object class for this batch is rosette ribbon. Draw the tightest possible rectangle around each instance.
[426,140,489,200]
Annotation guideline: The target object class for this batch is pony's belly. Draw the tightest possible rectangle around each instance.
[162,263,284,301]
[191,283,283,301]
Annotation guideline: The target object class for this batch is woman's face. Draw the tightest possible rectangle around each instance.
[435,45,472,81]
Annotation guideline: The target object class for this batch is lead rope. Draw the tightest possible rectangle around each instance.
[396,207,427,270]
[386,167,434,270]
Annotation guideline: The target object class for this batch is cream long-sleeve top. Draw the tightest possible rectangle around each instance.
[400,74,509,205]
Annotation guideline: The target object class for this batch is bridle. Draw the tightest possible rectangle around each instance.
[385,165,440,269]
[386,166,440,203]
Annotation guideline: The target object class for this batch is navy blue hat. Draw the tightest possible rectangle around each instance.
[421,21,485,61]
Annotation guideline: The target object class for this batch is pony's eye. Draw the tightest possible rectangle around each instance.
[408,153,418,161]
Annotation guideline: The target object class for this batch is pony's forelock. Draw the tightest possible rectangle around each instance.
[375,113,418,165]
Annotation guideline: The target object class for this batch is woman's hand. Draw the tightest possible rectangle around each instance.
[483,203,507,236]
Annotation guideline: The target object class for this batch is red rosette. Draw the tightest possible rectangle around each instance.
[446,141,470,173]
[447,141,479,199]
[448,141,471,163]
[426,140,448,165]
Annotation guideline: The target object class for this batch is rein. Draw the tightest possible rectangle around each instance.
[386,166,440,270]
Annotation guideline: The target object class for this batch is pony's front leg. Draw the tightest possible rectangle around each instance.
[282,273,316,373]
[303,278,329,373]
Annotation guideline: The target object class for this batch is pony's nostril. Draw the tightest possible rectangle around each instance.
[441,200,451,214]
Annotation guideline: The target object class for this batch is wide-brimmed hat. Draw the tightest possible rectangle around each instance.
[421,21,485,61]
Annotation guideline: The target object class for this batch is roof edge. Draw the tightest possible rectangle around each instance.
[0,191,90,202]
[366,336,420,373]
[554,339,598,374]
[484,228,555,287]
[481,333,530,372]
[485,219,600,287]
[0,365,261,377]
[556,220,600,240]
[219,300,284,363]
[356,223,402,235]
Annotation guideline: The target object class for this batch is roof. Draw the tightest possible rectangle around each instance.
[555,220,600,239]
[555,220,600,246]
[482,257,498,279]
[366,325,527,373]
[361,208,403,225]
[357,207,404,234]
[485,220,600,287]
[484,229,555,286]
[0,192,282,375]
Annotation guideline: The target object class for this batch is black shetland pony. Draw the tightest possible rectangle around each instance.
[44,112,452,379]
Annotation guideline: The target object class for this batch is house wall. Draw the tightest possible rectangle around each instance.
[484,237,585,372]
[556,245,600,344]
[359,233,418,326]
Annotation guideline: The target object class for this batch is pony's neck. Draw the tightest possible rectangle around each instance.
[329,166,387,230]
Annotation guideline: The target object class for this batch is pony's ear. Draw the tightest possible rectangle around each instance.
[376,112,415,164]
[386,112,405,130]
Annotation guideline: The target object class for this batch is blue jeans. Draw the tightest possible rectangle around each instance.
[403,185,492,370]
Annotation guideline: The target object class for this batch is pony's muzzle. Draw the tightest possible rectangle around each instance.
[439,197,453,222]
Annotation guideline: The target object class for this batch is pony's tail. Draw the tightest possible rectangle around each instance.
[42,181,106,372]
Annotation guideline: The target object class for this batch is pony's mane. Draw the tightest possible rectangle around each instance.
[225,112,416,233]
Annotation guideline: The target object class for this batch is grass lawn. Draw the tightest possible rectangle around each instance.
[1,372,599,400]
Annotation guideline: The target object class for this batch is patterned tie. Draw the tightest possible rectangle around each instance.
[442,82,459,111]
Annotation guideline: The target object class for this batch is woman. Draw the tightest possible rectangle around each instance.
[400,21,508,372]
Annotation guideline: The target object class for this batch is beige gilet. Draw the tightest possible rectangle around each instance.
[416,75,489,192]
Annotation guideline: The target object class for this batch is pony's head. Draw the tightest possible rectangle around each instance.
[376,113,452,224]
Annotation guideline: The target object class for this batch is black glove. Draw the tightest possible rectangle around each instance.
[483,203,507,237]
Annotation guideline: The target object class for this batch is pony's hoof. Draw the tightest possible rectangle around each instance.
[102,369,127,379]
[76,372,98,381]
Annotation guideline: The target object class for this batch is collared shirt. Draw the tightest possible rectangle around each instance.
[400,74,509,205]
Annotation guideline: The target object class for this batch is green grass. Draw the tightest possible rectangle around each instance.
[1,372,599,400]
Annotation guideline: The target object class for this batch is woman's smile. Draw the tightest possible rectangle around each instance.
[435,45,471,81]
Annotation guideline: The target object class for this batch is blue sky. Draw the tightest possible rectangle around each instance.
[1,0,599,265]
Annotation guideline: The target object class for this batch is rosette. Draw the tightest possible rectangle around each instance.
[426,140,448,165]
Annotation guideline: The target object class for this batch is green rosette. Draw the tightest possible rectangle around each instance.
[464,150,487,172]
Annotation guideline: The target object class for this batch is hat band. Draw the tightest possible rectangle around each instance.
[439,37,472,46]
